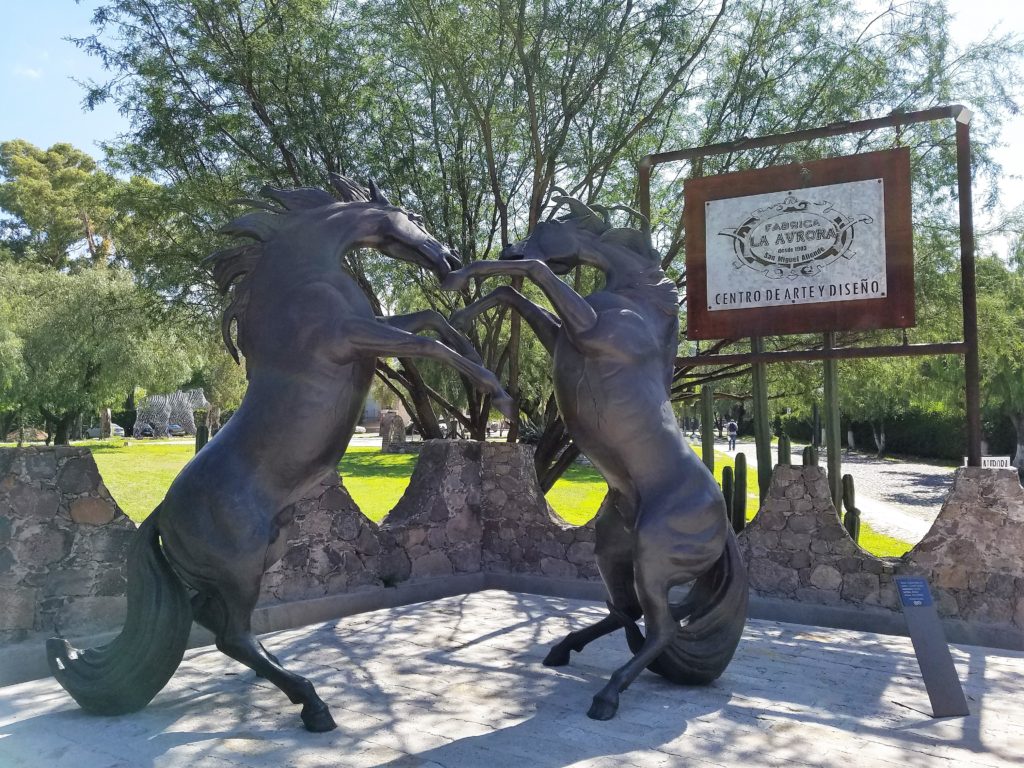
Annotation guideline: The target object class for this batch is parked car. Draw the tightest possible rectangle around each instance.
[354,425,367,434]
[85,423,125,439]
[138,423,155,437]
[167,423,186,437]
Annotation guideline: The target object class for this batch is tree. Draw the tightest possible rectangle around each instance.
[192,339,249,430]
[1,263,196,444]
[974,254,1024,471]
[75,0,1024,483]
[0,140,117,268]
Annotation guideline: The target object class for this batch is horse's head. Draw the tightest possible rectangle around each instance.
[347,179,460,278]
[500,195,653,276]
[211,175,459,362]
[296,176,454,279]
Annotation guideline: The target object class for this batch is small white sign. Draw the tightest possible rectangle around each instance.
[705,178,887,311]
[963,456,1013,469]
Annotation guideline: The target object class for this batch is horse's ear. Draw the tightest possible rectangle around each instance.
[368,178,392,206]
[329,173,371,202]
[552,196,606,234]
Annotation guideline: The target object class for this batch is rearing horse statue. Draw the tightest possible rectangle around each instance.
[47,176,513,732]
[444,195,748,721]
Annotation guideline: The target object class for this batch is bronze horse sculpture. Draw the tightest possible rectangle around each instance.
[444,195,748,720]
[47,176,513,732]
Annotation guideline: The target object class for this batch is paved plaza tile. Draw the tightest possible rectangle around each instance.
[0,590,1021,767]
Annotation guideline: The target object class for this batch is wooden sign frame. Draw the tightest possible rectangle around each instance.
[684,148,914,340]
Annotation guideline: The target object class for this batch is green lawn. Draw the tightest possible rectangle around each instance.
[61,439,911,557]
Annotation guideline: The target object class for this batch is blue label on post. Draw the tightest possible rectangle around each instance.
[896,576,933,607]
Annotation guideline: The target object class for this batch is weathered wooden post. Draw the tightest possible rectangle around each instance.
[750,337,772,502]
[701,385,715,472]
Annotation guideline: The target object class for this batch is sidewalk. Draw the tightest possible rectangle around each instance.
[710,437,952,544]
[2,590,1021,767]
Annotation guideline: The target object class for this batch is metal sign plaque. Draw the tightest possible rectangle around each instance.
[706,179,887,311]
[894,576,970,718]
[685,148,914,339]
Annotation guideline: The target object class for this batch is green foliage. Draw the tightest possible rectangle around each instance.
[0,140,117,267]
[0,263,196,439]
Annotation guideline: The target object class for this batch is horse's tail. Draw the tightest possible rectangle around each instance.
[46,510,193,714]
[643,529,749,684]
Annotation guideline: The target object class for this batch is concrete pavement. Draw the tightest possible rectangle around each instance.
[1,590,1021,767]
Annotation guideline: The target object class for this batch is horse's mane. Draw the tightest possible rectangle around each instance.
[550,194,678,315]
[207,174,385,363]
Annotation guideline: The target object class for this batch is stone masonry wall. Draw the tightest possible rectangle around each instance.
[7,443,1021,649]
[903,467,1024,629]
[259,440,599,607]
[737,464,1024,634]
[0,447,135,643]
[736,465,897,610]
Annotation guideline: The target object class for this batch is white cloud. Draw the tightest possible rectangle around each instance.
[14,65,43,79]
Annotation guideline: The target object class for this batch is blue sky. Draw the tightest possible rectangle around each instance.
[0,2,127,157]
[1,1,1022,227]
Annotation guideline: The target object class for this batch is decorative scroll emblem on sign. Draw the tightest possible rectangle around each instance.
[703,177,887,312]
[718,194,873,280]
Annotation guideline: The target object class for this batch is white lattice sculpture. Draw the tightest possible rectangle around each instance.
[134,389,210,437]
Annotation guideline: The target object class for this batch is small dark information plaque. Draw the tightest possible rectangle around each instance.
[895,576,970,718]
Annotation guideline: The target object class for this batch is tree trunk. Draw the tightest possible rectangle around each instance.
[872,418,886,457]
[207,405,222,433]
[1011,413,1024,475]
[54,414,75,446]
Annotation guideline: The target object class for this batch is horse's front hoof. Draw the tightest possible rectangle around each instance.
[301,701,337,732]
[543,645,571,667]
[587,693,619,721]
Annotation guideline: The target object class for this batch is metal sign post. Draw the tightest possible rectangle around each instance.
[639,104,982,467]
[894,576,970,718]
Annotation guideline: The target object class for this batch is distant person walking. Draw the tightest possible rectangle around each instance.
[727,419,738,451]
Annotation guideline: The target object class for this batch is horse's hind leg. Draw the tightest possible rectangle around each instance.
[587,496,726,722]
[587,557,680,721]
[192,592,281,668]
[545,492,643,667]
[198,585,336,732]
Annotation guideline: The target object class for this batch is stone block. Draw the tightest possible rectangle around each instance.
[8,485,60,520]
[748,557,798,594]
[789,550,811,570]
[69,497,116,526]
[56,458,98,495]
[58,595,127,634]
[0,589,35,632]
[448,545,481,573]
[411,551,453,579]
[378,549,412,585]
[809,564,842,591]
[24,451,57,479]
[445,509,482,543]
[783,484,806,500]
[786,515,816,534]
[540,557,577,580]
[566,541,595,566]
[779,531,811,551]
[841,572,879,603]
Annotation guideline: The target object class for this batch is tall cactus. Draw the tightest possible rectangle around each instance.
[842,473,861,542]
[802,445,818,466]
[732,452,748,533]
[778,434,791,466]
[722,465,734,522]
